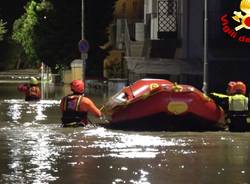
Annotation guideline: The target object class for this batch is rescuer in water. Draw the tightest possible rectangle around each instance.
[17,76,41,101]
[60,79,102,127]
[210,81,249,132]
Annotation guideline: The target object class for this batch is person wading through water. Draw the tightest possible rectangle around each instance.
[60,80,102,127]
[210,81,249,132]
[17,76,41,101]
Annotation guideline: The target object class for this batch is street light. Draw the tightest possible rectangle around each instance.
[81,0,88,82]
[202,0,208,94]
[81,0,84,40]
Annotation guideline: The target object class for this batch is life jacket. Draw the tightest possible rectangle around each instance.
[61,95,87,125]
[229,94,248,112]
[25,86,41,101]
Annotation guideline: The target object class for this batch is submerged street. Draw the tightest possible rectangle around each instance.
[0,83,250,184]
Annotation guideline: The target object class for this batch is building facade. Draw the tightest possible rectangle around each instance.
[111,0,250,92]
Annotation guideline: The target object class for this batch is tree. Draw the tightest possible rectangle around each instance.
[34,0,117,75]
[12,0,52,67]
[0,1,26,70]
[10,0,117,74]
[0,19,7,41]
[34,0,81,72]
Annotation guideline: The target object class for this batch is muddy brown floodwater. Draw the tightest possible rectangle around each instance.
[0,83,250,184]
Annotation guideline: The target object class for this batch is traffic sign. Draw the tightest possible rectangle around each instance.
[79,39,89,53]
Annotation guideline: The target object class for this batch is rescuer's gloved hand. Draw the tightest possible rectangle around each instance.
[210,92,216,96]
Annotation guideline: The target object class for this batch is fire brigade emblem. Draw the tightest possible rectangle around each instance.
[232,0,250,31]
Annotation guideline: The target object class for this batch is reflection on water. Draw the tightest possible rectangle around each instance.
[4,99,59,122]
[2,125,60,183]
[84,128,195,158]
[1,97,61,183]
[0,83,250,183]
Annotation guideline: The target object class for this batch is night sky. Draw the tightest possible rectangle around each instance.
[0,0,26,31]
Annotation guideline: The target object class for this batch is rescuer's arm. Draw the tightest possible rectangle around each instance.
[36,87,41,98]
[83,97,102,117]
[209,92,229,111]
[60,97,65,112]
[210,92,229,99]
[17,84,29,93]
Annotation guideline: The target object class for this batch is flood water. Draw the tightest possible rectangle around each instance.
[0,83,250,184]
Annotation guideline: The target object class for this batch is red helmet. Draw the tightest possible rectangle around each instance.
[70,80,85,94]
[235,81,246,95]
[226,81,236,95]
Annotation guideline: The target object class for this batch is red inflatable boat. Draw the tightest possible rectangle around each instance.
[102,79,226,131]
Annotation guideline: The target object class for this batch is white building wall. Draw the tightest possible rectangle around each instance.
[144,0,159,40]
[143,0,204,59]
[144,0,151,15]
[151,17,158,39]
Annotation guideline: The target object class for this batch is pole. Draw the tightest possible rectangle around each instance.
[41,62,44,100]
[81,0,84,41]
[81,0,87,82]
[202,0,208,94]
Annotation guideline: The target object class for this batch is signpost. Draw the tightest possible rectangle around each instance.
[79,39,89,53]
